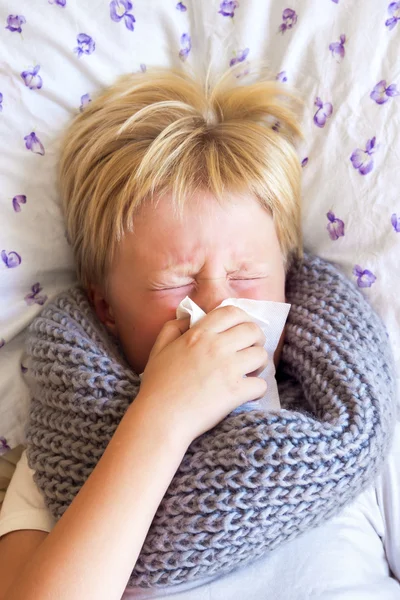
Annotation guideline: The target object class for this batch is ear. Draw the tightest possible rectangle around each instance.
[88,284,118,336]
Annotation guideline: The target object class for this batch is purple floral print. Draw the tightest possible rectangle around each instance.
[0,437,11,456]
[74,33,95,57]
[391,213,400,232]
[353,265,376,288]
[350,137,377,175]
[0,339,5,349]
[1,250,21,268]
[327,211,345,240]
[0,92,3,112]
[279,9,297,34]
[80,93,91,112]
[314,97,333,127]
[230,48,249,67]
[329,34,346,61]
[5,15,26,33]
[276,71,288,83]
[12,195,27,212]
[176,2,187,11]
[179,33,191,61]
[385,2,400,30]
[218,1,239,18]
[25,283,48,306]
[301,157,308,167]
[110,1,135,31]
[236,68,250,79]
[24,132,45,155]
[21,65,43,90]
[370,80,399,104]
[49,0,66,6]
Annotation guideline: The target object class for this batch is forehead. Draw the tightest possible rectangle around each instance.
[123,190,279,269]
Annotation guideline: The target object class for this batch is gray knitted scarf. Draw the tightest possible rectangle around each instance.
[25,254,396,588]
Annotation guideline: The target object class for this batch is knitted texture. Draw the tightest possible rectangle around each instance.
[25,254,396,588]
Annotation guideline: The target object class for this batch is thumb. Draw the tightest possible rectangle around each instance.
[149,317,191,359]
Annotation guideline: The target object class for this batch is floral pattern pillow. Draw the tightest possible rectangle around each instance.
[0,0,399,450]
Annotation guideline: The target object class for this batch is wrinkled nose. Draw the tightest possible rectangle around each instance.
[189,279,234,314]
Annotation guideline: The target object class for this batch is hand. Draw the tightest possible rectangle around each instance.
[137,305,268,444]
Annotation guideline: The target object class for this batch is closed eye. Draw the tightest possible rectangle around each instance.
[230,276,268,281]
[154,282,195,291]
[166,283,194,290]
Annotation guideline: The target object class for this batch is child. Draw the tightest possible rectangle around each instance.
[0,67,398,600]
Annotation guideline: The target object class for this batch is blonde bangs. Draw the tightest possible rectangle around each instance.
[59,66,303,289]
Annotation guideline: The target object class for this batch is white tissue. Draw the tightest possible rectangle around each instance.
[176,297,291,413]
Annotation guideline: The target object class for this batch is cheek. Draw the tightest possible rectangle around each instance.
[232,277,286,302]
[113,295,181,373]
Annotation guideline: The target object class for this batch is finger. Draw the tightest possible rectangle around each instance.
[247,364,268,378]
[221,321,266,353]
[150,317,190,357]
[234,346,268,377]
[235,375,268,405]
[191,304,256,335]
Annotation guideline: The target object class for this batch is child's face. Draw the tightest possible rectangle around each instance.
[92,190,286,374]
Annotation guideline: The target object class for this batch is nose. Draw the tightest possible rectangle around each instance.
[189,278,234,314]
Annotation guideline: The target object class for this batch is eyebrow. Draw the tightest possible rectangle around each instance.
[159,260,269,275]
[158,260,199,276]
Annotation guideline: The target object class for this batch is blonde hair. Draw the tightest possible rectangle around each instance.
[59,65,303,290]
